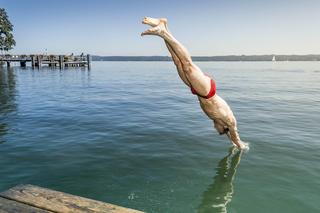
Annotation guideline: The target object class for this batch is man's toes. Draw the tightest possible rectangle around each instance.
[142,17,161,27]
[141,30,147,36]
[142,17,149,24]
[141,29,153,36]
[142,27,156,34]
[141,31,148,36]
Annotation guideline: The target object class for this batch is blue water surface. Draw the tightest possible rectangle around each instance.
[0,61,319,212]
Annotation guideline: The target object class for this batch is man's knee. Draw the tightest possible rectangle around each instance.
[173,60,181,67]
[181,61,193,73]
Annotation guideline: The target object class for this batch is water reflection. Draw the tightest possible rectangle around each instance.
[0,66,17,143]
[198,147,243,213]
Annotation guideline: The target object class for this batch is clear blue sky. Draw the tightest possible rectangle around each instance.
[1,0,320,56]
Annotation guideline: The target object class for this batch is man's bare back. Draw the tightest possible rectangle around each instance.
[141,17,247,149]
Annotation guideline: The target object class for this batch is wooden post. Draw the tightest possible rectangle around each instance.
[6,61,10,67]
[37,55,42,68]
[31,56,35,68]
[87,54,91,69]
[59,55,64,69]
[20,61,27,67]
[49,57,54,67]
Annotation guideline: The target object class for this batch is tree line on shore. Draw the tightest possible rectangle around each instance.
[92,55,320,61]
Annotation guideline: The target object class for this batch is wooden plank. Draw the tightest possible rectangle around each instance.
[63,61,86,64]
[0,197,52,213]
[0,185,143,213]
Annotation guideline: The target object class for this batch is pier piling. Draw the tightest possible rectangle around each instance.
[37,55,42,68]
[59,55,64,69]
[87,54,91,69]
[20,61,27,67]
[31,56,35,68]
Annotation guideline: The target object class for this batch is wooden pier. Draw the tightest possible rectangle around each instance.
[0,184,143,213]
[0,54,91,69]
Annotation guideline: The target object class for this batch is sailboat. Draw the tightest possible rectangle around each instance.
[272,55,276,62]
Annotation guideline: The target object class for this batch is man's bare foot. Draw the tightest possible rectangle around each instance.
[141,22,167,36]
[141,17,168,36]
[142,17,167,27]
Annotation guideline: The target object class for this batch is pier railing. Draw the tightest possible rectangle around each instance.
[0,54,91,69]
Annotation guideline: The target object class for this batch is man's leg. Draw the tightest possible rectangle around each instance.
[142,17,190,86]
[165,41,190,87]
[142,18,211,97]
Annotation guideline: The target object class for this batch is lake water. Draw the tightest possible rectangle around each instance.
[0,61,319,213]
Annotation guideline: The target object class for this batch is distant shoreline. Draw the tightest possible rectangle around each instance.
[92,55,320,61]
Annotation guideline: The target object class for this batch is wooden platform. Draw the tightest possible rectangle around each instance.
[0,184,143,213]
[0,54,91,69]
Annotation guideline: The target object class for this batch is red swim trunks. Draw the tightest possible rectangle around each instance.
[190,78,216,99]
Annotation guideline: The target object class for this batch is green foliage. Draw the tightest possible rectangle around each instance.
[0,8,15,51]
